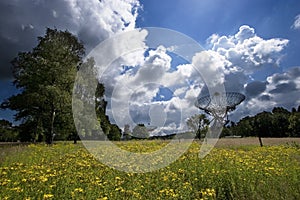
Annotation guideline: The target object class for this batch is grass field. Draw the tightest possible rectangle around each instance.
[215,137,300,147]
[1,139,300,200]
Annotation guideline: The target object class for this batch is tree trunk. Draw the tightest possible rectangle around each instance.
[47,108,56,144]
[258,134,263,147]
[197,118,201,140]
[73,133,77,144]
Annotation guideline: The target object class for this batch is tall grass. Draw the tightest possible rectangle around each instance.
[1,141,299,199]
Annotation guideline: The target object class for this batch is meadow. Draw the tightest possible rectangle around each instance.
[1,139,300,200]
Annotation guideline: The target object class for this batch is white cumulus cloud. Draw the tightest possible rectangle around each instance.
[101,25,294,132]
[204,25,289,97]
[291,14,300,30]
[209,25,289,74]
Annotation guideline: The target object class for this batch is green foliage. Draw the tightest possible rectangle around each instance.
[271,107,290,137]
[132,124,150,139]
[253,111,273,137]
[107,124,122,141]
[223,106,300,137]
[288,112,300,137]
[232,117,253,137]
[73,57,121,141]
[73,58,101,139]
[0,120,18,142]
[1,28,122,142]
[186,114,209,139]
[1,28,84,143]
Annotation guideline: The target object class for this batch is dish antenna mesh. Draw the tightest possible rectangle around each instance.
[195,92,245,124]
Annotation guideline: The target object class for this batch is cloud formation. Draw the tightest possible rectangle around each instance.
[208,25,289,75]
[240,67,300,117]
[291,14,300,30]
[204,25,300,120]
[104,43,198,134]
[92,24,299,134]
[200,25,290,101]
[141,25,297,130]
[0,0,140,79]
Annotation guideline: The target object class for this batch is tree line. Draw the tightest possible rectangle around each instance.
[187,106,300,139]
[222,106,300,138]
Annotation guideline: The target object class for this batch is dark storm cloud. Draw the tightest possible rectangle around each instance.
[0,1,71,79]
[269,82,297,94]
[271,73,290,84]
[0,2,37,79]
[198,72,248,98]
[258,94,271,101]
[270,67,300,84]
[224,72,248,93]
[0,0,140,80]
[289,67,300,78]
[245,81,267,98]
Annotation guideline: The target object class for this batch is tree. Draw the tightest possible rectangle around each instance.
[73,57,121,141]
[253,111,273,146]
[219,105,300,139]
[235,116,254,137]
[122,124,131,140]
[132,124,149,139]
[1,28,84,144]
[73,58,102,140]
[0,120,18,142]
[271,107,290,137]
[95,77,121,141]
[186,114,209,140]
[108,124,122,141]
[221,126,231,137]
[288,112,300,137]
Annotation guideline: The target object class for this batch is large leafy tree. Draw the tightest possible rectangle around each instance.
[271,107,290,137]
[234,116,254,137]
[186,114,209,140]
[132,124,149,139]
[72,57,121,141]
[1,28,84,143]
[73,58,101,140]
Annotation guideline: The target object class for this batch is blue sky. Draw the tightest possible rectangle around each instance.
[137,0,300,66]
[0,0,300,134]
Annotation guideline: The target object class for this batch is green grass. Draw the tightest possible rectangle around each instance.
[1,141,300,200]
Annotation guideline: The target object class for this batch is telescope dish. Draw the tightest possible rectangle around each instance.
[195,92,245,124]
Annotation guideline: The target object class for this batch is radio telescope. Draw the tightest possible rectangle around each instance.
[194,92,245,158]
[195,92,245,126]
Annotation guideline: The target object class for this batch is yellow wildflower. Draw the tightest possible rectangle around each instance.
[43,194,54,199]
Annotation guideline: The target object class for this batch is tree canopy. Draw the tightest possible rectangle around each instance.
[186,114,209,140]
[222,106,300,138]
[132,124,150,139]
